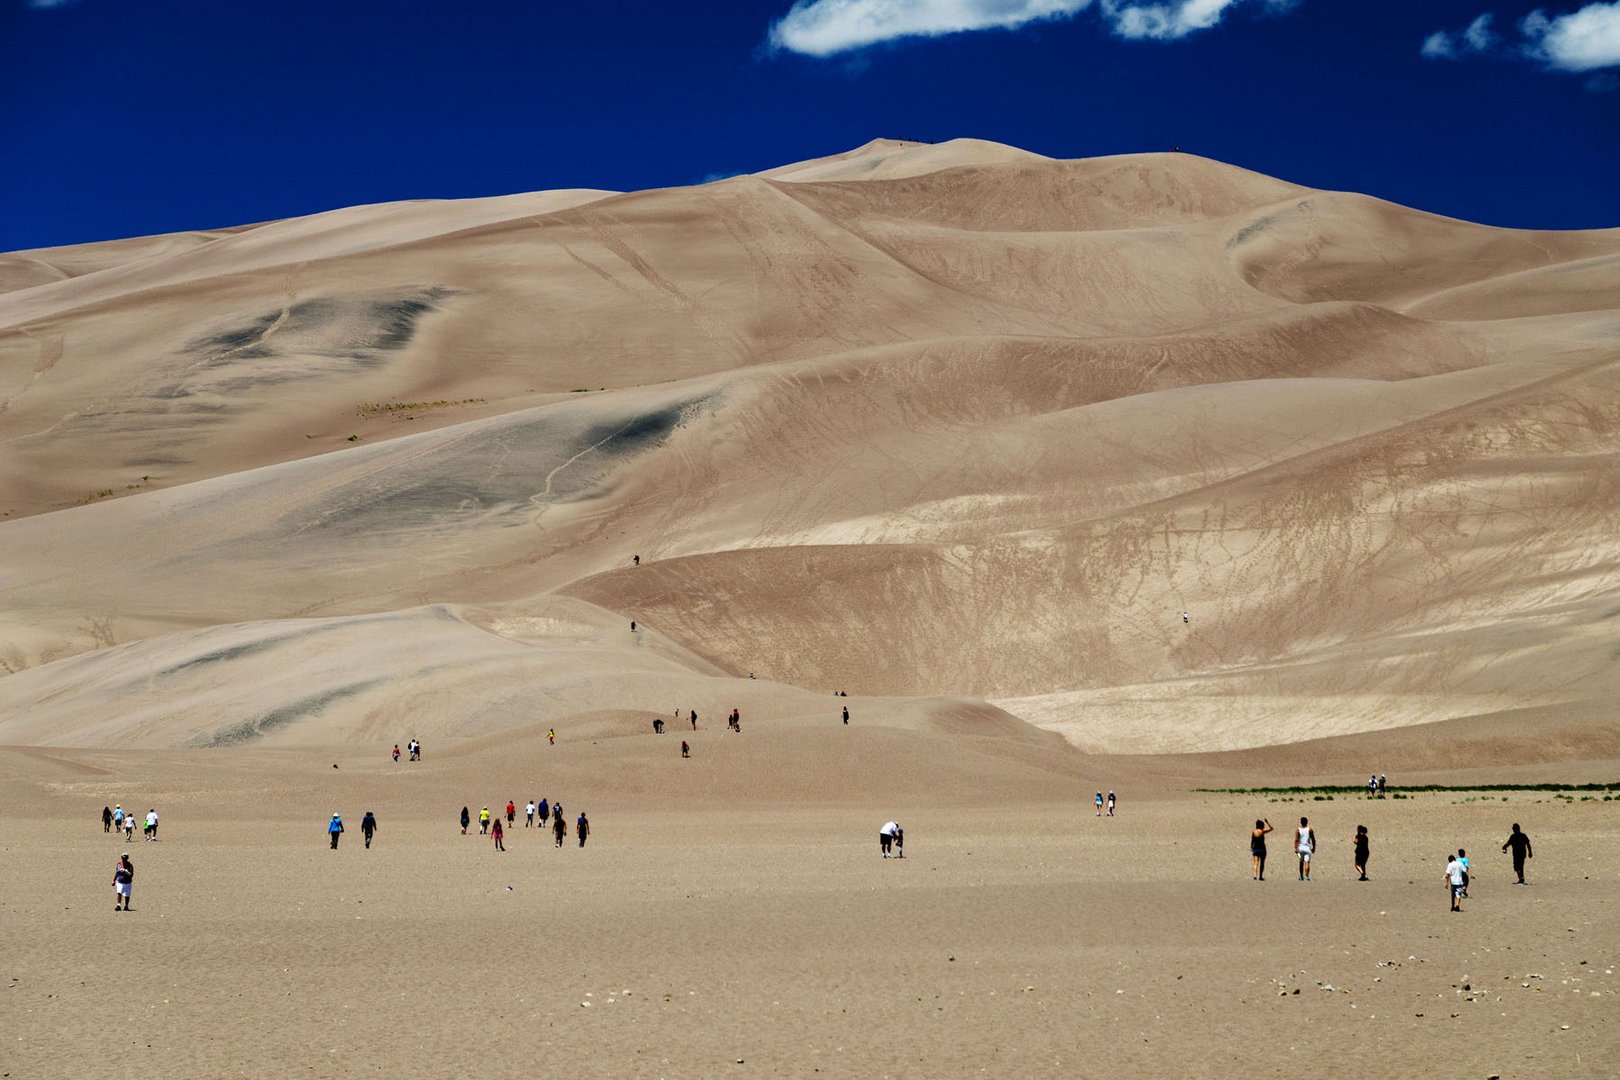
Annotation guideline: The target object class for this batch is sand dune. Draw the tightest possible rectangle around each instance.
[2,136,1618,760]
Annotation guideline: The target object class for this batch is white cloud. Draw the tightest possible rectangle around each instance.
[1522,2,1620,71]
[768,0,1094,58]
[1102,0,1241,40]
[767,0,1297,56]
[28,0,81,7]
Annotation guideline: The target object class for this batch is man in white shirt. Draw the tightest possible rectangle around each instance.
[144,809,158,842]
[1294,817,1315,881]
[1445,854,1466,911]
[879,820,899,858]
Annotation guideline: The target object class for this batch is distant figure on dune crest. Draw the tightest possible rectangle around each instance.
[1503,823,1533,884]
[460,806,470,834]
[690,710,698,730]
[392,744,400,763]
[553,812,567,848]
[577,813,589,848]
[1095,792,1104,817]
[630,620,637,633]
[653,718,664,734]
[633,554,640,566]
[328,813,344,850]
[880,820,899,858]
[1107,791,1116,817]
[113,853,133,911]
[1251,818,1273,880]
[681,740,690,758]
[102,806,112,833]
[1294,817,1315,881]
[479,807,490,835]
[1352,825,1369,880]
[361,811,377,849]
[1182,612,1189,624]
[492,818,505,852]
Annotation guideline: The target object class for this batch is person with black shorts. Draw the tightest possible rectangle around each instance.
[1353,825,1369,880]
[1250,818,1273,880]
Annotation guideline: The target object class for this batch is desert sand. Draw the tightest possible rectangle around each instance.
[2,138,1618,1077]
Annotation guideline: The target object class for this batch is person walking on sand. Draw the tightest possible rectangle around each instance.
[103,806,113,833]
[538,799,550,827]
[1106,791,1116,817]
[1502,824,1533,884]
[506,801,516,826]
[392,744,400,763]
[113,853,134,911]
[577,812,589,848]
[479,807,490,835]
[328,813,344,850]
[145,809,159,841]
[1294,817,1315,880]
[492,817,505,852]
[122,813,135,842]
[1096,792,1104,817]
[880,820,899,858]
[633,554,640,566]
[1352,825,1369,880]
[548,728,555,746]
[525,801,536,828]
[894,824,904,858]
[1251,818,1274,880]
[1457,849,1471,897]
[113,805,124,834]
[681,740,690,758]
[842,705,849,725]
[553,812,567,848]
[1446,852,1466,911]
[690,709,697,730]
[460,806,471,834]
[361,811,377,849]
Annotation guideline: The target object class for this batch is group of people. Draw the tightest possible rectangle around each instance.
[652,709,701,735]
[392,740,423,763]
[101,805,158,842]
[1093,791,1116,817]
[326,811,378,849]
[879,820,905,857]
[1248,815,1536,906]
[1365,773,1388,796]
[461,800,590,849]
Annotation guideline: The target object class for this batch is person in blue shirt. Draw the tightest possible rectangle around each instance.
[328,813,344,850]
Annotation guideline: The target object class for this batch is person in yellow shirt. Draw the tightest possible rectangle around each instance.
[479,806,491,835]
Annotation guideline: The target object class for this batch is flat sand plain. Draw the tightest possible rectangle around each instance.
[3,741,1617,1079]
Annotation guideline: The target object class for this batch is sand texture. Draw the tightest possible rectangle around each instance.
[2,138,1618,1076]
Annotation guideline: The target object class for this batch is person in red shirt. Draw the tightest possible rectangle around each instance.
[505,801,516,825]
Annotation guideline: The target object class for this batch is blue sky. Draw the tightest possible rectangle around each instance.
[2,0,1616,251]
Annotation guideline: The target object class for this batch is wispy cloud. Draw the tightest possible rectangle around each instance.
[1423,3,1620,74]
[769,0,1094,58]
[767,0,1296,57]
[28,0,82,8]
[1420,13,1495,59]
